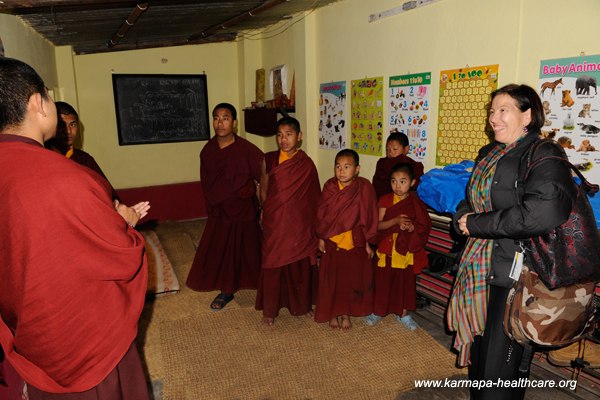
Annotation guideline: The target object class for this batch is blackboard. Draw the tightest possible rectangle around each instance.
[112,74,210,145]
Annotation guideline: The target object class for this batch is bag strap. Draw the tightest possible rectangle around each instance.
[516,138,547,205]
[527,155,599,194]
[516,138,599,201]
[518,342,534,375]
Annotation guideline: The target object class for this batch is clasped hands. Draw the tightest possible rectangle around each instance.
[395,214,414,232]
[114,200,151,228]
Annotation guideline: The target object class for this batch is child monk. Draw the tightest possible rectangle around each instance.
[255,117,321,325]
[314,149,378,331]
[365,163,431,330]
[186,103,263,310]
[372,132,424,199]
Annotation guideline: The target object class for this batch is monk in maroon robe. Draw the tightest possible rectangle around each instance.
[314,149,378,330]
[0,58,149,399]
[372,132,424,199]
[371,164,431,325]
[46,101,120,201]
[255,117,321,325]
[186,103,263,310]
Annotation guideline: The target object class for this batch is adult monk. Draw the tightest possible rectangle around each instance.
[186,103,263,310]
[314,149,379,331]
[0,58,149,398]
[255,117,321,325]
[372,132,424,199]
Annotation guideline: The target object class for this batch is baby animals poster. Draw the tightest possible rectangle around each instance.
[388,72,431,162]
[351,76,384,156]
[436,64,499,165]
[319,81,346,150]
[539,55,600,184]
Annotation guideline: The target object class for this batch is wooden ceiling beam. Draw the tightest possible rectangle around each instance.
[107,2,148,48]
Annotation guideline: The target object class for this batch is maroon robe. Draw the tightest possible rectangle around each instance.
[372,154,424,199]
[0,135,147,394]
[186,136,263,293]
[69,148,120,201]
[255,150,320,317]
[373,192,431,316]
[314,177,378,322]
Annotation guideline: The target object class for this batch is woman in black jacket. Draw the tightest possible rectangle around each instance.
[447,84,577,400]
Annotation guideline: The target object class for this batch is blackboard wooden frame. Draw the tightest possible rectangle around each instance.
[112,74,210,145]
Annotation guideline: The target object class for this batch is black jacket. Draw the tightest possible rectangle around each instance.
[453,132,577,287]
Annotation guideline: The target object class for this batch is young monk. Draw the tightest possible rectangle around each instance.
[365,163,431,330]
[372,132,424,199]
[186,103,263,310]
[314,149,378,331]
[255,117,321,325]
[45,101,121,201]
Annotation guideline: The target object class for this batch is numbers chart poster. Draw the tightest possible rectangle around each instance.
[389,72,431,162]
[319,81,347,150]
[539,55,600,184]
[436,64,499,165]
[351,77,384,156]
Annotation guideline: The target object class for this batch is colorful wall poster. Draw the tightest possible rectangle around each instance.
[539,54,600,184]
[436,64,499,165]
[351,76,384,156]
[319,81,346,150]
[389,72,431,162]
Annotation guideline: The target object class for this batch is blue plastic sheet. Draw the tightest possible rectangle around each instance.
[417,160,473,214]
[587,192,600,229]
[418,164,600,228]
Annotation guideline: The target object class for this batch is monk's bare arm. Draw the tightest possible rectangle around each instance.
[377,207,398,231]
[259,159,268,206]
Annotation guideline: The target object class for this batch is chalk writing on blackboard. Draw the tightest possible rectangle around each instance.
[112,74,209,145]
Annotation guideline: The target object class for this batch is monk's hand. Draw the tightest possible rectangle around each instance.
[318,239,326,254]
[397,214,412,228]
[131,201,151,220]
[114,200,140,228]
[365,244,374,259]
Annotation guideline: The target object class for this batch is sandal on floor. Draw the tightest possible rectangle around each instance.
[210,293,234,311]
[396,314,418,331]
[363,313,382,326]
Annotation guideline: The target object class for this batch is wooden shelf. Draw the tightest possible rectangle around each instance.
[244,107,295,136]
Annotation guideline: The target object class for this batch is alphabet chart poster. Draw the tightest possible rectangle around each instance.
[436,64,499,165]
[351,76,384,156]
[319,81,347,150]
[539,54,600,184]
[389,72,431,162]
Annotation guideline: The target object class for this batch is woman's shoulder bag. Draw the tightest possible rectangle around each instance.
[504,139,599,374]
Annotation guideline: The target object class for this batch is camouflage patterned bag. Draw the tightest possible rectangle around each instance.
[504,265,595,347]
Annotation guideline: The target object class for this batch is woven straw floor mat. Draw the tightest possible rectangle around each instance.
[138,219,458,399]
[160,309,457,400]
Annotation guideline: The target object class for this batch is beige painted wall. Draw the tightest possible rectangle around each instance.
[309,0,600,180]
[69,43,241,188]
[3,0,600,189]
[0,14,58,92]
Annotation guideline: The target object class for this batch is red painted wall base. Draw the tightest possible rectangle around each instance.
[117,181,207,222]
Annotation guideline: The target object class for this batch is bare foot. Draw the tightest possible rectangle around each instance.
[329,317,340,330]
[305,309,315,319]
[341,315,352,331]
[262,316,275,326]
